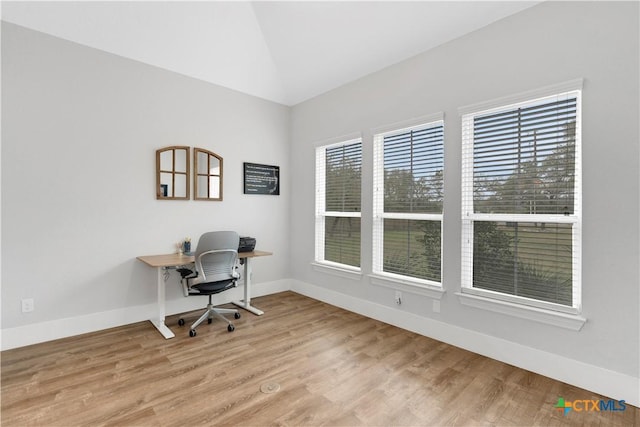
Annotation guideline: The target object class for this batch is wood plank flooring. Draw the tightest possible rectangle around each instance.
[2,291,638,426]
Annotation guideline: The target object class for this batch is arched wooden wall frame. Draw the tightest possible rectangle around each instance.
[194,148,224,201]
[156,146,190,200]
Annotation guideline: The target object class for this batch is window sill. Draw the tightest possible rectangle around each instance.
[311,262,362,281]
[369,274,445,299]
[455,291,586,331]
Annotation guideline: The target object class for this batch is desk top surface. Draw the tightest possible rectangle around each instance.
[137,250,272,268]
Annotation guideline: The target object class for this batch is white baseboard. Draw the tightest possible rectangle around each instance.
[290,279,640,408]
[2,277,637,408]
[0,279,292,351]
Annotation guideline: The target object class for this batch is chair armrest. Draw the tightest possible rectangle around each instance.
[177,268,198,297]
[177,268,198,279]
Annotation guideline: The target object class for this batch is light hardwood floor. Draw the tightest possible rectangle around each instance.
[2,292,637,426]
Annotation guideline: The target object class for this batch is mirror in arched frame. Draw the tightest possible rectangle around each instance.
[156,146,190,200]
[194,148,223,201]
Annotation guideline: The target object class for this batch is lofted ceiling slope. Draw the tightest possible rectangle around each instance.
[1,1,541,106]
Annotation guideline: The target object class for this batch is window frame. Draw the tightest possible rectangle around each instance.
[372,115,445,288]
[314,137,363,272]
[460,81,583,316]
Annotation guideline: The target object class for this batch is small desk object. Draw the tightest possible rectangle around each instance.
[137,250,272,339]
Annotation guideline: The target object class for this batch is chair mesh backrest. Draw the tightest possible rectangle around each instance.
[194,231,239,282]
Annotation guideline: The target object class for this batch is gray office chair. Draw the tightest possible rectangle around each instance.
[177,231,241,337]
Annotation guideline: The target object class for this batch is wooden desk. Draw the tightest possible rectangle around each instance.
[137,250,272,339]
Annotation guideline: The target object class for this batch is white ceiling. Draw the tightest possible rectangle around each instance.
[1,1,541,106]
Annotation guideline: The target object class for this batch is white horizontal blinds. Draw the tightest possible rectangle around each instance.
[383,218,442,282]
[383,125,444,213]
[473,222,573,306]
[325,142,362,213]
[324,217,361,267]
[374,121,444,284]
[462,90,581,311]
[321,140,362,268]
[473,94,577,215]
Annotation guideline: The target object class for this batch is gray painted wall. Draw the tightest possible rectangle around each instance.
[2,22,291,329]
[290,1,639,378]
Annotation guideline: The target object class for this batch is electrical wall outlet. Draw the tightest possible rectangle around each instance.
[395,291,402,305]
[21,298,34,313]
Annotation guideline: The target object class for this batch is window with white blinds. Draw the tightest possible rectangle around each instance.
[315,138,362,269]
[373,120,444,285]
[461,87,581,313]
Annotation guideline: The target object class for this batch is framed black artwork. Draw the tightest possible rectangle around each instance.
[243,162,280,195]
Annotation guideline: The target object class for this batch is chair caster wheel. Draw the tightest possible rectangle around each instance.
[234,312,241,319]
[178,319,185,326]
[189,329,197,337]
[208,318,213,324]
[227,324,235,332]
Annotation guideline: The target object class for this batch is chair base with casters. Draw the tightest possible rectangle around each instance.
[178,231,242,337]
[177,277,241,337]
[177,295,241,337]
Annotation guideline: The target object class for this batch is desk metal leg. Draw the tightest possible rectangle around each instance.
[232,257,264,316]
[150,267,175,339]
